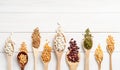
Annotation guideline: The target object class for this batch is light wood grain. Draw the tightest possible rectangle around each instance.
[44,63,48,70]
[84,51,90,70]
[33,47,39,70]
[98,64,101,70]
[55,51,63,70]
[7,55,12,70]
[110,55,112,70]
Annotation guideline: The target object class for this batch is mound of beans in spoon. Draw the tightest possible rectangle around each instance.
[67,38,79,62]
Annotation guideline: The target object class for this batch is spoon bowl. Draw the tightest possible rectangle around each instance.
[66,51,80,70]
[54,46,64,70]
[17,52,28,70]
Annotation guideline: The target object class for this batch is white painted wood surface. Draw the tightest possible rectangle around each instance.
[0,0,120,70]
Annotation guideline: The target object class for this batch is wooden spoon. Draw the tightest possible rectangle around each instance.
[41,40,51,70]
[66,52,80,70]
[82,28,93,70]
[94,45,103,70]
[106,35,115,70]
[5,33,14,70]
[54,23,66,70]
[31,27,41,70]
[54,47,63,70]
[17,52,28,70]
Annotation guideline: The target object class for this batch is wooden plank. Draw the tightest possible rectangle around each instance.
[0,0,120,12]
[0,13,120,32]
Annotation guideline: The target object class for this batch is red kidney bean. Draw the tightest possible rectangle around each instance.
[67,38,79,62]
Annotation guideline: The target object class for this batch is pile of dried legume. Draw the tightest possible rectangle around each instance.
[18,53,27,65]
[106,35,115,54]
[67,38,79,62]
[32,27,41,48]
[4,35,14,56]
[83,28,93,50]
[17,42,28,66]
[94,44,103,63]
[41,42,52,63]
[54,24,66,52]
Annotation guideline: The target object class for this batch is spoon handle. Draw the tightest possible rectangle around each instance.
[70,66,77,70]
[33,47,39,70]
[57,57,61,70]
[56,55,62,70]
[110,55,112,70]
[7,55,12,70]
[44,63,48,70]
[21,67,24,70]
[85,52,89,70]
[98,64,101,70]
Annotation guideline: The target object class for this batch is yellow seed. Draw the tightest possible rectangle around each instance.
[95,44,103,63]
[41,42,52,63]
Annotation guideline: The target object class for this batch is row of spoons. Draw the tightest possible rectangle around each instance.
[32,27,114,70]
[4,24,115,70]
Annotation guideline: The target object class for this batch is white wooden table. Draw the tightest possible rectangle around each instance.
[0,0,120,70]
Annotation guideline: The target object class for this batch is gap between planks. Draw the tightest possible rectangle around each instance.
[0,32,120,33]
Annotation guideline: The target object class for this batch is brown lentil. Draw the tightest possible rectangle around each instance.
[32,27,41,48]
